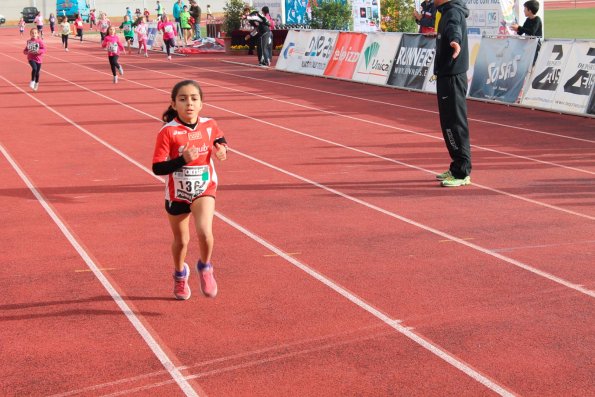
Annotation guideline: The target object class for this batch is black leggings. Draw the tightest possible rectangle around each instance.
[108,55,120,76]
[29,60,41,82]
[61,34,68,48]
[164,38,175,56]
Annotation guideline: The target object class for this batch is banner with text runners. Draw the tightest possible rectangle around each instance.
[386,34,436,90]
[352,32,402,85]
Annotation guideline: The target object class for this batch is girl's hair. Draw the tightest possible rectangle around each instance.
[162,80,204,123]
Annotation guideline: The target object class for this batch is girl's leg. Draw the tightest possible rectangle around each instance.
[34,62,41,83]
[165,39,171,56]
[190,196,216,264]
[167,213,192,272]
[29,60,36,82]
[108,56,117,76]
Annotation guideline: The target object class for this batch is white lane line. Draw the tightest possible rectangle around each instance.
[0,74,517,396]
[0,77,200,397]
[24,51,594,221]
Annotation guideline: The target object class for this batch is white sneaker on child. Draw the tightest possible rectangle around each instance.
[29,81,35,89]
[113,75,118,84]
[118,66,124,76]
[33,83,38,91]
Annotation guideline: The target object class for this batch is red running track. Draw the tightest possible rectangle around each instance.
[0,30,594,397]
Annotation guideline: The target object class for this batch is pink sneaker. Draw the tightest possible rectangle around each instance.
[173,263,191,300]
[197,262,218,298]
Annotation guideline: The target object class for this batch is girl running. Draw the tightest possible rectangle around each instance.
[98,13,110,42]
[152,80,228,300]
[119,15,134,54]
[18,18,25,36]
[101,26,124,83]
[49,13,56,36]
[135,17,149,57]
[59,17,71,51]
[34,12,44,38]
[74,13,84,42]
[157,14,177,60]
[23,28,46,91]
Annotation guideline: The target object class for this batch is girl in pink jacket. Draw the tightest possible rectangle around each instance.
[157,14,177,60]
[135,17,149,57]
[101,26,125,83]
[23,28,46,91]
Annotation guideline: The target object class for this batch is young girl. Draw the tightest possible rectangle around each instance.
[179,5,192,46]
[152,80,228,300]
[23,28,46,91]
[59,17,71,51]
[74,13,84,42]
[49,13,56,36]
[119,15,134,54]
[98,13,110,42]
[157,14,177,60]
[89,9,96,30]
[101,26,124,83]
[135,17,149,57]
[34,12,44,38]
[18,18,25,36]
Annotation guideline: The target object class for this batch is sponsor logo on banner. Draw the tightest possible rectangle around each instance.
[521,40,572,109]
[468,36,537,103]
[283,42,296,59]
[296,31,338,76]
[551,41,595,113]
[275,30,307,72]
[387,34,435,90]
[353,32,402,85]
[324,32,367,80]
[587,88,595,115]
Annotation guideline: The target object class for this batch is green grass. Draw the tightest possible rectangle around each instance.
[544,8,595,39]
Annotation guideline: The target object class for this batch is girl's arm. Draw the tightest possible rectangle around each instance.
[118,38,125,51]
[152,156,187,175]
[38,40,46,55]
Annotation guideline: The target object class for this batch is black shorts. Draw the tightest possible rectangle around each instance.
[125,36,134,43]
[165,196,214,215]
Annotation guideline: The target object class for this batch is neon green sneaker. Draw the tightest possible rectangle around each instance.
[441,176,471,187]
[435,170,452,181]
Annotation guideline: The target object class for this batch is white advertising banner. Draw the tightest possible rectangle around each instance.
[275,29,304,71]
[295,30,339,76]
[352,32,402,85]
[552,41,595,114]
[352,0,381,32]
[522,40,574,110]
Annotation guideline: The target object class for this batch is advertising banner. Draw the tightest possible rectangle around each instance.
[275,29,304,71]
[587,88,595,115]
[386,34,435,90]
[323,32,368,80]
[521,40,574,110]
[468,36,538,103]
[254,0,283,27]
[297,30,339,76]
[551,41,595,114]
[352,32,402,85]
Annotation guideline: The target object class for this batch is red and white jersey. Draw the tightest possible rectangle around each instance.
[153,117,225,203]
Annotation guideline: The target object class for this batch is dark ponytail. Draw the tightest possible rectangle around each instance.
[162,80,204,123]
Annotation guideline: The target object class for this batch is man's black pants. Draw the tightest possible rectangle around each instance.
[436,72,472,179]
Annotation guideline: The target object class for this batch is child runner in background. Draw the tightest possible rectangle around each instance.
[152,80,228,300]
[101,26,124,83]
[59,17,70,51]
[49,13,56,36]
[74,13,84,41]
[34,12,44,38]
[135,17,149,57]
[89,9,96,30]
[98,13,110,42]
[158,14,177,60]
[119,15,134,54]
[23,28,46,91]
[18,18,25,36]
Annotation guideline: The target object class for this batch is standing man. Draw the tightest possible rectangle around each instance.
[190,0,202,40]
[433,0,471,187]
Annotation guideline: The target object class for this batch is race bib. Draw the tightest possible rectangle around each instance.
[164,25,173,33]
[173,166,210,202]
[123,24,131,31]
[76,21,82,27]
[27,42,40,53]
[138,26,146,34]
[107,42,118,53]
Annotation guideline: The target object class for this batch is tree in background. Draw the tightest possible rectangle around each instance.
[307,0,353,31]
[222,0,244,33]
[380,0,418,32]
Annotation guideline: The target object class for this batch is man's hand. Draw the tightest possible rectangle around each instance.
[450,41,461,59]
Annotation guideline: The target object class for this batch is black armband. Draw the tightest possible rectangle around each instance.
[152,156,186,175]
[213,137,228,146]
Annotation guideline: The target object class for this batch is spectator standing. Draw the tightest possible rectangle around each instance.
[414,0,436,33]
[156,1,164,19]
[190,0,202,40]
[433,0,471,187]
[511,1,542,37]
[245,10,272,66]
[206,4,213,21]
[179,5,192,46]
[173,0,185,39]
